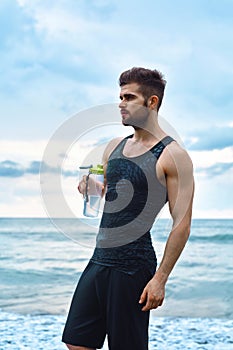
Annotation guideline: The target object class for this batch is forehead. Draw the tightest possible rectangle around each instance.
[119,82,142,96]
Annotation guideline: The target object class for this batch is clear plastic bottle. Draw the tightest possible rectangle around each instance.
[81,164,104,217]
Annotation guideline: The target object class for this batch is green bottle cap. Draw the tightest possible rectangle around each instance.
[90,164,104,175]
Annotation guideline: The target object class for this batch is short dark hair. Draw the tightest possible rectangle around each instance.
[119,67,166,111]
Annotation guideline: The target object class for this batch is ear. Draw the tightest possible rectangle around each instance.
[148,95,159,110]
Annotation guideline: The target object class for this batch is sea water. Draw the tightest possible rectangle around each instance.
[0,218,233,349]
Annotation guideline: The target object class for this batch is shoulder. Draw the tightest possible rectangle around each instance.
[102,137,125,164]
[159,140,193,176]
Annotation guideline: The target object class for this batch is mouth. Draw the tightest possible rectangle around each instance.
[120,109,129,118]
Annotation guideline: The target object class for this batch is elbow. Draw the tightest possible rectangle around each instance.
[172,218,191,240]
[182,218,191,241]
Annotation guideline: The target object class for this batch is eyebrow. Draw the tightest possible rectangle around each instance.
[119,93,137,100]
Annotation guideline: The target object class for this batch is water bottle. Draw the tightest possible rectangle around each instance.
[80,164,104,217]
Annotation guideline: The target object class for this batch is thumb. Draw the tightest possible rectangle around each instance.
[139,288,147,304]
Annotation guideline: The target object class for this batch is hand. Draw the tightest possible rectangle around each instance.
[139,275,165,312]
[77,175,88,196]
[77,175,104,196]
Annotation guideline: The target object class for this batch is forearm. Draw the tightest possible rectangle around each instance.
[154,222,190,284]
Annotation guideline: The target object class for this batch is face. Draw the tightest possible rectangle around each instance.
[119,83,150,128]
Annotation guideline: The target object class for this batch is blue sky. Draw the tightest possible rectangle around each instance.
[0,0,232,218]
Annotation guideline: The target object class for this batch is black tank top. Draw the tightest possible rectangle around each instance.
[91,135,174,275]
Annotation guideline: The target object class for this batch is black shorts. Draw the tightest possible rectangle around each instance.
[62,261,153,350]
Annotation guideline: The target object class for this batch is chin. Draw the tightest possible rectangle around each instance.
[122,119,130,126]
[122,119,140,129]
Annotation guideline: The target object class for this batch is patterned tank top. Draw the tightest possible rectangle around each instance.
[91,135,174,275]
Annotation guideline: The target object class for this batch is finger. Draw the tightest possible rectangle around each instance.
[139,289,147,304]
[77,182,85,193]
[142,297,163,311]
[141,295,154,311]
[141,300,152,312]
[158,298,164,306]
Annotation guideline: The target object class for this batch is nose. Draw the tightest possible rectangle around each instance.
[119,99,127,109]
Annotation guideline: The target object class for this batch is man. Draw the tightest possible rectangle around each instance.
[62,67,194,350]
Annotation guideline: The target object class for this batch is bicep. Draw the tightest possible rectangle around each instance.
[166,150,194,229]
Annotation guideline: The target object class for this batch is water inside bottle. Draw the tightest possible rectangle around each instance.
[84,195,101,217]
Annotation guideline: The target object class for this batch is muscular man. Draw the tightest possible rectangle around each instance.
[62,67,194,350]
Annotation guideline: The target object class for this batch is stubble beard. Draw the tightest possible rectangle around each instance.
[122,112,150,130]
[121,99,150,129]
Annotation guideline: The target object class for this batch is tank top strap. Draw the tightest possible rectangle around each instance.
[109,134,174,160]
[150,136,175,160]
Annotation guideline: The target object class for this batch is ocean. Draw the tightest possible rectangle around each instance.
[0,218,233,349]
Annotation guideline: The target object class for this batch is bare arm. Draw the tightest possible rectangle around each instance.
[139,143,194,311]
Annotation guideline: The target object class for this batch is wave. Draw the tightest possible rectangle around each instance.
[0,310,232,350]
[152,232,233,244]
[189,233,233,243]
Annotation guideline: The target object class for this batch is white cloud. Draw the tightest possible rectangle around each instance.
[192,208,233,219]
[0,140,47,164]
[0,174,45,217]
[32,7,101,44]
[190,146,233,169]
[16,0,107,48]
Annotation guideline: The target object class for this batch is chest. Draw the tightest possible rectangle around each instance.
[122,139,157,158]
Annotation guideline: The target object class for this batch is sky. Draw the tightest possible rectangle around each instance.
[0,0,233,218]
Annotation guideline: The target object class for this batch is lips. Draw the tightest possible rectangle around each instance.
[120,109,129,118]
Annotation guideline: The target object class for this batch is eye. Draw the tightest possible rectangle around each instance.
[127,95,134,100]
[125,94,135,101]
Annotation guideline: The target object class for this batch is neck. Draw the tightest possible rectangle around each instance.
[132,112,166,142]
